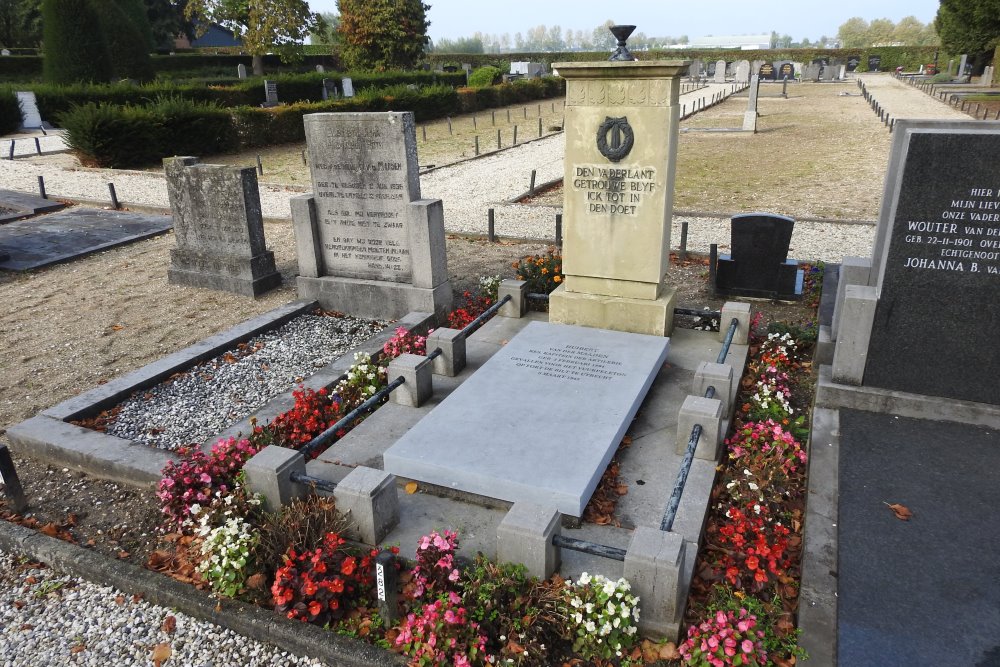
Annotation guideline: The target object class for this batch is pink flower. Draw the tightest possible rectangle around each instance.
[742,639,755,653]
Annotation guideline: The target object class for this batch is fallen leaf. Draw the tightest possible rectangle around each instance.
[151,642,171,666]
[404,482,418,494]
[659,642,681,660]
[117,551,131,559]
[615,484,629,496]
[19,624,33,631]
[246,573,267,590]
[885,502,913,521]
[132,593,144,603]
[110,324,124,332]
[115,595,126,605]
[13,600,25,609]
[39,523,59,538]
[24,576,38,585]
[161,615,176,634]
[71,644,86,654]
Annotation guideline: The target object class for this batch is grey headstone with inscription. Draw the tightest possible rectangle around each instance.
[164,157,281,297]
[688,59,702,78]
[383,321,670,516]
[342,77,354,97]
[315,64,324,73]
[714,59,726,83]
[263,80,279,107]
[237,63,247,79]
[742,75,760,132]
[801,64,821,81]
[833,120,1000,404]
[735,60,750,83]
[291,111,451,319]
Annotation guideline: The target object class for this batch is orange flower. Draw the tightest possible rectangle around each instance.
[553,275,562,283]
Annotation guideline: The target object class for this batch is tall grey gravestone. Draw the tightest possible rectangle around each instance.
[714,60,727,83]
[263,80,279,107]
[164,157,281,297]
[832,120,1000,405]
[743,75,760,132]
[237,63,247,79]
[735,60,750,83]
[291,112,452,320]
[342,77,354,97]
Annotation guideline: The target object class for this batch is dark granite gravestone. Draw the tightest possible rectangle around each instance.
[846,55,861,72]
[758,63,776,80]
[868,55,881,72]
[262,80,279,107]
[715,213,802,300]
[321,78,338,101]
[779,62,795,79]
[706,61,716,77]
[864,124,1000,405]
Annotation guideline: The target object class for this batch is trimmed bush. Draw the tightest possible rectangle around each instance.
[92,0,154,82]
[42,0,114,84]
[0,89,23,135]
[467,66,501,88]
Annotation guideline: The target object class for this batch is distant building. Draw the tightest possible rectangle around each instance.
[685,34,772,50]
[174,23,242,50]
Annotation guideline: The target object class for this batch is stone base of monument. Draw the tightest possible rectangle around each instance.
[168,247,282,298]
[548,284,678,337]
[296,275,452,322]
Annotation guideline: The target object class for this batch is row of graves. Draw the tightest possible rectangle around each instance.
[690,55,879,84]
[3,28,998,664]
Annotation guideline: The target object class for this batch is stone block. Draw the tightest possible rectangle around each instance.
[296,275,452,322]
[496,502,561,579]
[498,279,527,317]
[333,466,399,545]
[408,199,448,289]
[719,301,751,345]
[243,446,306,512]
[289,194,322,278]
[624,527,687,640]
[816,325,834,366]
[831,256,872,340]
[388,353,434,407]
[692,362,735,417]
[425,327,466,376]
[549,284,677,336]
[676,395,724,460]
[832,285,877,386]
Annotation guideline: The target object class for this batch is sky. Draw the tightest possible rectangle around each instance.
[306,0,942,43]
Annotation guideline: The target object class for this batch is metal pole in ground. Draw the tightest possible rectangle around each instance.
[474,135,479,156]
[37,175,46,199]
[529,169,536,193]
[472,116,477,130]
[447,117,452,135]
[488,208,495,242]
[513,125,518,145]
[34,137,41,155]
[496,129,501,149]
[108,182,120,210]
[256,155,263,176]
[709,244,718,297]
[538,117,542,137]
[555,213,562,247]
[422,126,427,141]
[492,110,495,125]
[680,221,689,260]
[7,140,13,160]
[506,109,510,123]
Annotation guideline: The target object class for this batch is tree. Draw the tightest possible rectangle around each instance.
[144,0,191,49]
[867,18,896,45]
[935,0,1000,58]
[186,0,323,75]
[0,0,43,48]
[310,10,339,44]
[42,0,114,82]
[337,0,429,71]
[837,17,869,48]
[591,19,615,51]
[431,35,483,54]
[92,0,154,80]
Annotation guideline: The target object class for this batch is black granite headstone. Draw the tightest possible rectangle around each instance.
[758,63,776,80]
[868,55,882,72]
[846,55,861,72]
[779,62,795,79]
[715,213,802,299]
[864,129,1000,405]
[706,61,717,76]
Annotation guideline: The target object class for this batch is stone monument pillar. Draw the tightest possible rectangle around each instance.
[549,46,689,336]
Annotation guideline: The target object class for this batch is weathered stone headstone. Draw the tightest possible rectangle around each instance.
[315,64,324,73]
[846,55,861,72]
[715,213,801,299]
[735,60,750,83]
[834,120,1000,404]
[958,54,968,77]
[688,59,702,78]
[838,64,846,80]
[237,63,247,78]
[291,112,452,320]
[342,77,354,97]
[758,62,776,80]
[321,78,338,101]
[1,49,10,57]
[751,59,765,77]
[549,57,689,335]
[15,91,45,129]
[742,75,760,132]
[383,321,670,516]
[714,59,727,83]
[262,80,278,107]
[802,64,821,81]
[778,62,795,80]
[821,65,836,81]
[868,55,881,72]
[164,157,281,297]
[508,61,543,78]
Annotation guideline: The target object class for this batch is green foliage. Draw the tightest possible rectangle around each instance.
[935,0,1000,56]
[704,586,808,663]
[113,0,154,51]
[146,95,236,156]
[337,0,430,71]
[467,65,501,88]
[91,0,154,81]
[0,88,22,134]
[0,0,43,49]
[41,0,113,84]
[430,35,484,54]
[186,0,323,67]
[456,76,565,113]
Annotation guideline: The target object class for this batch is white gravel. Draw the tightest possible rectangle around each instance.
[0,551,326,667]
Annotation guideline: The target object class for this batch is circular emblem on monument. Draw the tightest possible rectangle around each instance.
[596,116,634,162]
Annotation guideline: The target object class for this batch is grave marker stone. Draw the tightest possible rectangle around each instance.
[237,63,247,78]
[549,55,689,335]
[263,79,278,107]
[958,54,968,77]
[821,65,836,81]
[714,59,727,83]
[735,60,750,83]
[846,55,861,72]
[802,64,821,81]
[688,59,702,78]
[321,78,338,101]
[845,120,1000,404]
[164,157,281,297]
[315,64,324,73]
[758,62,776,80]
[868,55,881,72]
[0,49,9,56]
[342,77,354,97]
[384,321,670,516]
[291,112,452,320]
[838,64,846,80]
[742,75,760,132]
[715,213,802,299]
[778,62,795,80]
[15,91,47,129]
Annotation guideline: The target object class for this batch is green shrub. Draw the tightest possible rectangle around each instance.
[42,0,113,84]
[0,89,22,135]
[146,95,237,156]
[467,66,501,88]
[92,0,154,82]
[59,102,160,167]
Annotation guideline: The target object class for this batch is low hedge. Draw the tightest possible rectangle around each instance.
[0,88,22,135]
[455,76,564,113]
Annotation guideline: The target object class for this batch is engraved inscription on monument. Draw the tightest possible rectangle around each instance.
[308,118,416,283]
[571,165,658,217]
[510,343,627,382]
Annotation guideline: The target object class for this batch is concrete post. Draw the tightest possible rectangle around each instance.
[333,466,399,545]
[387,353,434,407]
[832,285,877,386]
[425,328,466,377]
[243,446,307,512]
[623,527,687,641]
[676,395,725,460]
[692,362,735,417]
[719,301,751,345]
[498,279,528,318]
[496,502,561,579]
[831,257,873,340]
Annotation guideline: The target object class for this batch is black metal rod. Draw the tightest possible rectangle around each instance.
[298,375,405,459]
[538,116,542,137]
[290,471,337,493]
[555,213,562,246]
[34,137,41,154]
[474,135,479,156]
[709,243,718,297]
[552,534,627,562]
[661,423,702,532]
[7,140,13,160]
[461,293,511,337]
[717,317,739,365]
[422,126,427,141]
[487,208,495,242]
[447,116,452,135]
[526,292,550,301]
[37,175,46,199]
[529,169,536,193]
[426,347,442,362]
[108,182,120,209]
[256,154,263,176]
[679,221,689,259]
[0,444,27,513]
[497,128,501,149]
[513,125,518,144]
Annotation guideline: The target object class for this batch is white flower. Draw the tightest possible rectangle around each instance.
[585,621,596,633]
[578,572,591,585]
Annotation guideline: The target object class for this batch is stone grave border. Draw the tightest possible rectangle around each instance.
[6,300,429,488]
[0,189,66,223]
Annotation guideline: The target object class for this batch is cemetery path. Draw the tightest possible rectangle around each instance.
[858,73,970,121]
